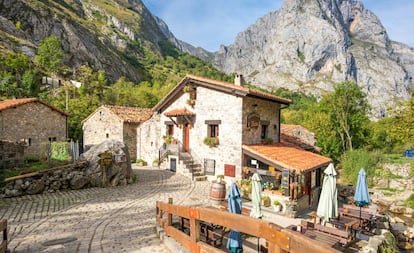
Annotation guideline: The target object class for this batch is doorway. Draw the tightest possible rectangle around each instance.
[183,124,190,152]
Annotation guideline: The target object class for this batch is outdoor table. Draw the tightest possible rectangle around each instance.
[329,217,358,233]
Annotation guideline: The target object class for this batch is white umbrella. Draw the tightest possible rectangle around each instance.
[316,163,338,225]
[250,173,263,219]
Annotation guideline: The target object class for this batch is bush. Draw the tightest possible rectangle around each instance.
[339,149,382,186]
[407,194,414,209]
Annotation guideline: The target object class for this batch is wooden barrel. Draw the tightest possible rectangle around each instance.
[209,182,226,202]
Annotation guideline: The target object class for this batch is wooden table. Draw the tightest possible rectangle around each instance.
[329,217,358,232]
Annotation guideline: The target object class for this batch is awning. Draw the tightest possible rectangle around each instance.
[242,143,331,173]
[164,108,195,126]
[164,108,195,117]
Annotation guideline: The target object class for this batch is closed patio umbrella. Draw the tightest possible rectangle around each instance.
[250,173,263,219]
[354,168,370,227]
[316,163,338,225]
[227,183,243,253]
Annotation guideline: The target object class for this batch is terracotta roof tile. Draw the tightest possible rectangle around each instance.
[185,74,292,104]
[0,98,68,116]
[243,143,331,173]
[104,105,152,123]
[164,108,195,117]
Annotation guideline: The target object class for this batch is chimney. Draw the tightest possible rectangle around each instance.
[234,74,244,86]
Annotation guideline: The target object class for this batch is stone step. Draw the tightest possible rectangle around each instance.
[193,175,207,181]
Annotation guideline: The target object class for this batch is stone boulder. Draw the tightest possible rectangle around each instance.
[79,140,134,187]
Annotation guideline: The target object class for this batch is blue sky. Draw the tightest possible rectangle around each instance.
[142,0,414,52]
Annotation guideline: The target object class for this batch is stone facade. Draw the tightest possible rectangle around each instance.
[83,107,123,150]
[0,140,24,169]
[83,106,152,161]
[0,99,67,159]
[137,75,287,181]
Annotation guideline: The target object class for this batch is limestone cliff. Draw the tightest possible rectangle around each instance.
[210,0,413,118]
[0,0,169,82]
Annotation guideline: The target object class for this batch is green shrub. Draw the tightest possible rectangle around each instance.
[203,137,219,147]
[339,149,382,186]
[407,194,414,209]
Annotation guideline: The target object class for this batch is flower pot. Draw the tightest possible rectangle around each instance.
[273,205,281,212]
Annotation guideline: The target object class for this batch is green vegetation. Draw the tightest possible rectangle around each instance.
[204,137,219,148]
[407,194,414,209]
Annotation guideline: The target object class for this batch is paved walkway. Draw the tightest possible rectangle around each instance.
[0,166,211,253]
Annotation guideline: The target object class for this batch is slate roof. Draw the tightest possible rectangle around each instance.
[0,98,68,116]
[242,143,331,173]
[103,105,153,123]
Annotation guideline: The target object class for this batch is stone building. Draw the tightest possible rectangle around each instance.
[82,105,152,161]
[137,75,332,213]
[0,98,68,159]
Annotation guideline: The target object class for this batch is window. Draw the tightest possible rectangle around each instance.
[106,133,109,138]
[205,120,221,137]
[208,124,219,137]
[165,122,174,136]
[261,124,268,139]
[48,137,56,142]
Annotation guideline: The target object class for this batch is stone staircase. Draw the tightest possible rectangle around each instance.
[179,152,207,181]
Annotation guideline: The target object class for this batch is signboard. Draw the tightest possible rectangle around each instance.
[98,152,112,166]
[247,113,260,129]
[224,164,235,177]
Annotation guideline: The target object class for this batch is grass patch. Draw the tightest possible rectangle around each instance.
[407,194,414,209]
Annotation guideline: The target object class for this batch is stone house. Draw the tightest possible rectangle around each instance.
[0,98,68,159]
[82,105,152,161]
[137,75,332,212]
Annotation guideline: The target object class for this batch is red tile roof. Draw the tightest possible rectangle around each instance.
[153,74,291,112]
[164,108,195,117]
[243,143,331,173]
[104,105,153,123]
[0,98,68,116]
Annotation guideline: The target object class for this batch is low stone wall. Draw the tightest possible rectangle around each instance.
[2,161,91,197]
[2,140,136,198]
[0,140,24,169]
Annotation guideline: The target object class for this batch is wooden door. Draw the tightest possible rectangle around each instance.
[183,124,190,152]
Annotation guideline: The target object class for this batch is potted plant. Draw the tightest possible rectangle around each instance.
[163,135,173,144]
[203,137,219,147]
[273,199,282,212]
[216,174,224,183]
[261,196,271,207]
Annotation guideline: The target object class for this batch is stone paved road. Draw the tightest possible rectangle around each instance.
[0,166,211,253]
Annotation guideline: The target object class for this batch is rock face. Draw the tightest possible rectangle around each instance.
[210,0,413,118]
[0,0,169,82]
[79,139,134,187]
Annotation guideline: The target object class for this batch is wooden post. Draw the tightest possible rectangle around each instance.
[189,208,200,253]
[167,198,173,226]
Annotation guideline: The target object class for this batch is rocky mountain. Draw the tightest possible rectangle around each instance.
[208,0,414,118]
[0,0,173,82]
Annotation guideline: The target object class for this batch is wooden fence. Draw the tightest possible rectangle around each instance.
[0,219,7,253]
[156,201,342,253]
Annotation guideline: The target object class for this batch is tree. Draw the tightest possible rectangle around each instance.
[34,35,63,76]
[319,81,370,152]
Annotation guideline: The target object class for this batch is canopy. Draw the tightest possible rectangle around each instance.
[250,173,263,219]
[316,163,338,224]
[227,183,243,252]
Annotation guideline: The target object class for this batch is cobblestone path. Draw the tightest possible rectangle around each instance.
[0,166,211,253]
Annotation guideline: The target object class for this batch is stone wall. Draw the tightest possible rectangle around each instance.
[0,102,67,159]
[0,140,24,169]
[2,140,134,197]
[242,97,281,144]
[83,107,123,151]
[136,113,161,164]
[124,122,139,161]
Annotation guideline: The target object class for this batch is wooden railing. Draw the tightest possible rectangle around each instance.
[0,219,7,253]
[156,201,342,253]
